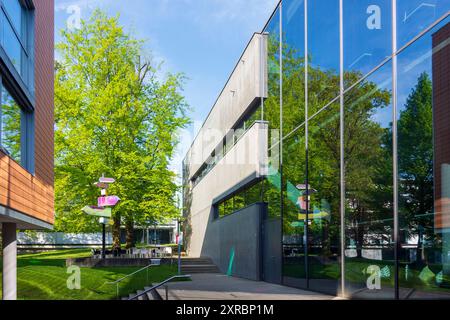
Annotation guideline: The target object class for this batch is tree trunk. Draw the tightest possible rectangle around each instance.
[416,225,424,265]
[356,224,365,258]
[322,223,332,257]
[112,213,121,251]
[125,217,134,249]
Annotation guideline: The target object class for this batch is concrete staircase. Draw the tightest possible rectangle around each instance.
[121,285,162,300]
[181,257,220,274]
[121,258,219,300]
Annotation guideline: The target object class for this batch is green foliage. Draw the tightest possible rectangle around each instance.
[263,32,393,251]
[397,73,434,240]
[0,250,179,300]
[54,10,190,233]
[1,87,22,162]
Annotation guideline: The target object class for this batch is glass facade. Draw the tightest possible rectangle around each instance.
[183,0,450,300]
[0,84,22,162]
[0,0,34,92]
[0,0,34,171]
[263,0,450,299]
[215,180,264,219]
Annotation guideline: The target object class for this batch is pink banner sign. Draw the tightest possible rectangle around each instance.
[98,196,120,207]
[94,182,109,189]
[99,177,115,184]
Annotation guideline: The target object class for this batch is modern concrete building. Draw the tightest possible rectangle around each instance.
[183,0,450,299]
[0,0,54,300]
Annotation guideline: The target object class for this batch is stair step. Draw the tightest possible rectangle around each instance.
[144,286,162,300]
[181,260,214,265]
[181,258,220,274]
[181,264,217,267]
[155,286,171,300]
[136,290,148,300]
[181,268,220,274]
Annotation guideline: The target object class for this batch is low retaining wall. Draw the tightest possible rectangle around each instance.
[66,257,174,267]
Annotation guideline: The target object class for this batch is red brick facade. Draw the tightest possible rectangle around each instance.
[0,0,54,226]
[432,22,450,231]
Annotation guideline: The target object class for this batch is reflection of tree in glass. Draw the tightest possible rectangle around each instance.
[344,75,391,258]
[1,90,21,162]
[264,33,393,258]
[395,73,434,265]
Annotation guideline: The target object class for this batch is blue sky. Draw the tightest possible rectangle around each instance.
[53,0,449,177]
[54,0,279,175]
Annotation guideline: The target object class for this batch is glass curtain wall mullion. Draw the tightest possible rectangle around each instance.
[339,0,345,298]
[279,0,284,288]
[304,0,309,291]
[392,0,400,300]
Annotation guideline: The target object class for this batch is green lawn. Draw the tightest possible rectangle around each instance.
[283,256,450,295]
[0,249,179,300]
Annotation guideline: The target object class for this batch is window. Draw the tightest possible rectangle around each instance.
[215,180,264,219]
[1,85,21,163]
[0,0,34,91]
[3,0,24,36]
[191,104,263,187]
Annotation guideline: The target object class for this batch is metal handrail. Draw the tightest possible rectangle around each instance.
[105,264,157,285]
[128,275,191,300]
[105,263,158,298]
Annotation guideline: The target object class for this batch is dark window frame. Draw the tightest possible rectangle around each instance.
[0,0,35,99]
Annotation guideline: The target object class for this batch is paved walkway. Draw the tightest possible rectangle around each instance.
[157,273,341,300]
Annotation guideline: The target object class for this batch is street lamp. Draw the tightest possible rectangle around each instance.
[82,175,120,259]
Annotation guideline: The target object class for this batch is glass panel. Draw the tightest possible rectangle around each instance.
[397,0,450,49]
[2,0,23,37]
[2,11,22,74]
[308,0,340,117]
[246,181,262,206]
[244,104,262,130]
[397,18,450,299]
[1,86,22,163]
[218,202,224,218]
[282,127,307,288]
[308,103,341,295]
[264,5,281,148]
[282,0,305,136]
[264,6,282,220]
[264,175,281,219]
[344,61,394,299]
[224,198,234,216]
[344,0,392,88]
[234,193,245,212]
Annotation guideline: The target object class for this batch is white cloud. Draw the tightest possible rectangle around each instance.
[209,0,278,24]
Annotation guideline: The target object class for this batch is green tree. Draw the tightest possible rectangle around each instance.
[263,33,392,258]
[397,72,434,263]
[1,88,22,162]
[54,10,190,249]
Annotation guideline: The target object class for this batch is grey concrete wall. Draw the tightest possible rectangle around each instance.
[186,122,268,258]
[185,33,268,178]
[262,218,282,284]
[201,203,264,281]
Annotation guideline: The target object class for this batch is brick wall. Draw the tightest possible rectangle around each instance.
[0,0,54,226]
[432,22,450,231]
